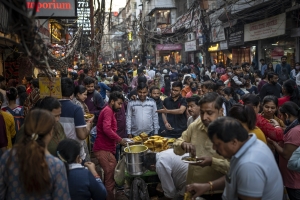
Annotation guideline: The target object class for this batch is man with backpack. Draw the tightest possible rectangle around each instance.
[83,76,105,124]
[275,56,291,84]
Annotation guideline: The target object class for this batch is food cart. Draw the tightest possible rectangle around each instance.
[121,135,175,199]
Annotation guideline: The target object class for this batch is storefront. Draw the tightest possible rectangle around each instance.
[243,13,292,68]
[208,42,232,66]
[155,44,182,64]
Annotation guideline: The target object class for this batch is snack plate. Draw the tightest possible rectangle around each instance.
[181,156,203,164]
[124,138,134,143]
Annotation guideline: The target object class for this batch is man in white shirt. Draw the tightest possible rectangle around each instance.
[211,59,217,72]
[186,95,201,126]
[144,149,188,199]
[147,65,156,79]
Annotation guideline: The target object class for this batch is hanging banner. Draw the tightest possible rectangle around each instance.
[244,13,286,42]
[185,40,197,52]
[211,25,225,43]
[39,77,62,99]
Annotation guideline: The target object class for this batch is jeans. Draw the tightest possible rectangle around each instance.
[286,188,300,200]
[94,150,117,200]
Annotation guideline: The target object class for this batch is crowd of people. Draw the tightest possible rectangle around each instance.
[0,55,300,200]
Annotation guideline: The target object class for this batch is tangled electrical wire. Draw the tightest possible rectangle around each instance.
[2,0,84,75]
[2,0,57,77]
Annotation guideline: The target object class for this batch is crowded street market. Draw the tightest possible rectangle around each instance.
[0,0,300,199]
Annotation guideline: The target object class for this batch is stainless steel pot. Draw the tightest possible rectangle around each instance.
[124,145,148,175]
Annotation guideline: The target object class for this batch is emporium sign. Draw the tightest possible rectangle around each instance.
[244,13,286,42]
[26,0,77,18]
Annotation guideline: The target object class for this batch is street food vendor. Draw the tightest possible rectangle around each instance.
[144,149,188,199]
[173,93,230,200]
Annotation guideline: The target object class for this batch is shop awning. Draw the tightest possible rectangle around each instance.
[156,44,182,51]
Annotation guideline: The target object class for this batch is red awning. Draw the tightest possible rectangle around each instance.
[156,44,182,51]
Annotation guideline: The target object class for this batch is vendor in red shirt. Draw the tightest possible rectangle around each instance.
[93,91,127,200]
[278,79,300,107]
[220,67,232,87]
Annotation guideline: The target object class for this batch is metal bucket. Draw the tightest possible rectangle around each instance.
[124,145,148,175]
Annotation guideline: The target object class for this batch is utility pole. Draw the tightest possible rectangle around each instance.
[199,0,211,67]
[89,0,95,68]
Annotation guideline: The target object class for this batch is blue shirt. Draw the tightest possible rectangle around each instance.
[261,64,267,75]
[98,82,111,99]
[223,134,283,200]
[68,165,107,200]
[59,100,87,159]
[275,63,291,76]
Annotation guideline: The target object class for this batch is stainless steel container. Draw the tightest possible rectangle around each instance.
[124,145,148,175]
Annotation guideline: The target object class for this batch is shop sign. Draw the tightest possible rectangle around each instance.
[220,41,228,50]
[50,23,62,41]
[39,77,62,99]
[185,40,197,52]
[244,13,286,42]
[156,44,182,51]
[271,47,284,57]
[26,0,77,18]
[228,26,244,47]
[208,43,220,52]
[211,25,225,43]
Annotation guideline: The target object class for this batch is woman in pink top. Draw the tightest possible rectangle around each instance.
[268,102,300,200]
[278,80,300,107]
[186,81,198,97]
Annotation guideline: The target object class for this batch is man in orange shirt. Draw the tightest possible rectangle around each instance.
[220,67,232,87]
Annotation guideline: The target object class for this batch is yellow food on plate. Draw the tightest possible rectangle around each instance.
[84,113,94,120]
[167,138,176,143]
[132,136,143,142]
[144,141,154,149]
[140,132,148,138]
[184,192,192,200]
[149,135,161,140]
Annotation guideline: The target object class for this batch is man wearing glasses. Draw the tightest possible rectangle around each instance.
[157,81,187,138]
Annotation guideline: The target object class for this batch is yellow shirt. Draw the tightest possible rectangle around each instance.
[1,111,16,149]
[250,126,267,143]
[133,70,137,77]
[173,118,229,194]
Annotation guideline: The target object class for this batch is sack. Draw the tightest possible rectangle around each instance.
[130,177,150,200]
[114,155,126,186]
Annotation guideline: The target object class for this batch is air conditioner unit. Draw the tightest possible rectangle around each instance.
[157,28,162,35]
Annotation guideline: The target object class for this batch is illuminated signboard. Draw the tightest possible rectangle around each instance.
[77,0,90,34]
[26,0,77,18]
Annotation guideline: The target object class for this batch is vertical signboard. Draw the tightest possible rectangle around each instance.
[228,26,244,47]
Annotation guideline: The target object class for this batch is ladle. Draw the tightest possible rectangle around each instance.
[126,142,131,153]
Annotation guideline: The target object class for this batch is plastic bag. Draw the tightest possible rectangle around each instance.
[114,155,126,186]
